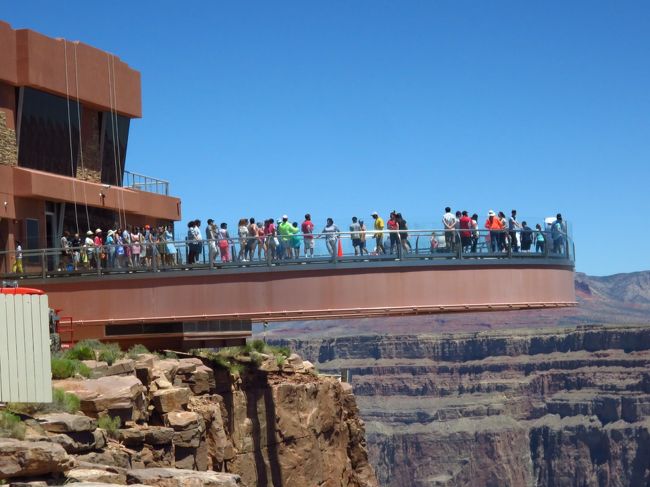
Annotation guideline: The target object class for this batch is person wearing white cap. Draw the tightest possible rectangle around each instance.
[371,211,385,254]
[484,210,504,252]
[83,230,95,269]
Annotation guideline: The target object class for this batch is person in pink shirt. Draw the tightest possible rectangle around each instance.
[264,219,277,261]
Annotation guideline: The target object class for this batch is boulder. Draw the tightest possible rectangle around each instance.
[65,466,127,484]
[0,439,75,479]
[48,428,106,454]
[37,412,97,433]
[116,426,174,447]
[126,467,242,486]
[54,375,147,422]
[151,387,190,414]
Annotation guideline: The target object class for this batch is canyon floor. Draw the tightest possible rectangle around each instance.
[267,271,650,487]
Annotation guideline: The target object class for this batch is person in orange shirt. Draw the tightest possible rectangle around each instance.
[484,210,504,252]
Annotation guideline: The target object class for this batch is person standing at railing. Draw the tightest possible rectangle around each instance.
[278,216,293,260]
[535,223,546,253]
[442,207,457,252]
[396,213,412,253]
[71,233,81,270]
[387,212,400,254]
[301,214,315,258]
[245,218,259,262]
[186,221,196,265]
[264,219,278,261]
[60,231,71,272]
[459,211,472,253]
[131,227,142,268]
[350,217,362,256]
[290,222,302,258]
[94,229,104,269]
[122,226,133,268]
[11,240,23,274]
[106,230,117,268]
[470,214,479,253]
[322,218,340,257]
[497,212,508,251]
[192,220,203,264]
[143,225,152,268]
[257,223,266,260]
[508,210,521,253]
[237,218,249,262]
[206,219,219,264]
[218,222,231,262]
[164,225,176,266]
[520,222,533,252]
[371,211,385,255]
[551,214,565,254]
[359,219,369,255]
[485,210,503,252]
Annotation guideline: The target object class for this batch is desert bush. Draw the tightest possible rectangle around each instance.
[250,339,266,353]
[126,344,150,359]
[0,411,26,440]
[97,415,121,438]
[8,388,80,415]
[51,357,91,379]
[97,343,123,366]
[64,341,97,361]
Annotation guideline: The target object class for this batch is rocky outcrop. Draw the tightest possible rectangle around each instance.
[279,325,650,487]
[0,351,377,487]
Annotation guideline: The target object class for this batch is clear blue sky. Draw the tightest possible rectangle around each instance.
[4,1,649,275]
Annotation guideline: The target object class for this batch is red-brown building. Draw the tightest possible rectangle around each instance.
[0,21,180,273]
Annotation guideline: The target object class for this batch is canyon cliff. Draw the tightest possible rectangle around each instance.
[0,351,377,487]
[278,325,650,487]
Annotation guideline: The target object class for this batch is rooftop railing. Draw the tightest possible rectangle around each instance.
[122,170,170,196]
[0,228,574,280]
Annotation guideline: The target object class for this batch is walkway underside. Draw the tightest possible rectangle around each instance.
[32,259,576,349]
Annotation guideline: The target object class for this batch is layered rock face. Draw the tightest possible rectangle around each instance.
[0,353,377,487]
[279,325,650,487]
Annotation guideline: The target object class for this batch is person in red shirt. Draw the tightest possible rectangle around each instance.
[459,211,472,253]
[301,214,315,258]
[387,212,400,254]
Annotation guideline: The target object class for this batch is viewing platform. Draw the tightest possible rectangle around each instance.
[0,229,576,351]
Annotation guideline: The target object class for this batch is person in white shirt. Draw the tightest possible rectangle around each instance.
[442,207,457,252]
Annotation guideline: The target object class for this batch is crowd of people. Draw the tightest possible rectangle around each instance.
[7,209,567,274]
[179,209,567,264]
[57,224,177,271]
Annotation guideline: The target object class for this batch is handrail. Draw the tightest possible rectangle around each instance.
[0,228,573,280]
[122,170,169,196]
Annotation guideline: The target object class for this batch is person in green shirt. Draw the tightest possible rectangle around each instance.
[278,215,293,259]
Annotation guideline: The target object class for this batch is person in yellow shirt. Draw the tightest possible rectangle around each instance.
[371,212,385,254]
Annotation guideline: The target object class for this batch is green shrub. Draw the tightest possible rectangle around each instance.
[250,339,266,353]
[64,342,96,361]
[127,344,150,359]
[51,357,92,379]
[8,388,80,415]
[267,345,291,358]
[52,388,81,413]
[97,415,121,438]
[164,351,178,359]
[97,343,123,366]
[276,354,286,367]
[0,411,26,440]
[228,362,245,376]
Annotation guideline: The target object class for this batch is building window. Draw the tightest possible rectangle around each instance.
[17,88,80,176]
[100,112,130,185]
[25,218,40,264]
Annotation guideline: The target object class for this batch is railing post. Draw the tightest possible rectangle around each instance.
[41,250,46,278]
[457,230,462,260]
[96,247,102,276]
[507,231,512,258]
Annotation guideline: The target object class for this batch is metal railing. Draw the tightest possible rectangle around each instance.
[0,228,574,280]
[122,170,170,196]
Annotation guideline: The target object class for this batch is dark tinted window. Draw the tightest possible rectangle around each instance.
[100,112,130,185]
[18,88,80,175]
